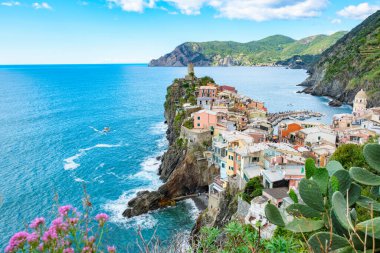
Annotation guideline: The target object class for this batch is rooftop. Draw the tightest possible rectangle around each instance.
[263,187,289,200]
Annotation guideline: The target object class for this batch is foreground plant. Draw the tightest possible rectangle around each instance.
[265,143,380,252]
[5,205,116,253]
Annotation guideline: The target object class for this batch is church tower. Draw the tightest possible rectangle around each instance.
[353,89,367,116]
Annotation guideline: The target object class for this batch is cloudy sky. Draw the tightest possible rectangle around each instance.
[0,0,379,64]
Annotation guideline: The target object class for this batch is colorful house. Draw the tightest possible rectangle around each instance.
[196,85,217,109]
[193,109,218,130]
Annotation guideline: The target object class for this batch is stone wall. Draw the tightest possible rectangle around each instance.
[181,126,212,146]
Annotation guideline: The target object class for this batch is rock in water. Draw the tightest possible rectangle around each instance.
[329,99,343,107]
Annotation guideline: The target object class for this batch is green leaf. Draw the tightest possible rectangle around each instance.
[356,217,380,239]
[305,158,316,179]
[332,191,353,231]
[371,186,380,198]
[347,183,361,206]
[363,143,380,172]
[264,203,285,227]
[326,160,344,176]
[299,179,325,212]
[308,232,350,253]
[333,169,352,194]
[286,203,321,218]
[285,218,324,232]
[288,189,298,204]
[356,196,380,212]
[349,167,380,186]
[312,167,329,195]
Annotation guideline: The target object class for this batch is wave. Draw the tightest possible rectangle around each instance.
[63,143,122,170]
[183,198,200,221]
[149,121,167,135]
[103,190,158,230]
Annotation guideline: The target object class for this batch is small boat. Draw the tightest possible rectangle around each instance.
[103,127,110,133]
[287,103,294,107]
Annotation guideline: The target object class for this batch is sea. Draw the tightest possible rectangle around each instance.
[0,64,351,251]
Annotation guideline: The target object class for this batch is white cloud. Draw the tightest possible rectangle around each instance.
[337,2,379,20]
[107,0,329,20]
[107,0,155,12]
[331,18,341,24]
[212,0,329,21]
[163,0,208,15]
[0,1,20,7]
[32,2,52,9]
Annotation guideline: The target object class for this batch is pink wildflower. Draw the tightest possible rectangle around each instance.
[95,213,109,226]
[82,246,93,253]
[29,217,45,229]
[63,247,74,253]
[37,243,44,251]
[51,217,68,232]
[58,205,73,216]
[107,245,116,253]
[68,217,79,226]
[5,231,29,252]
[27,232,39,244]
[42,227,58,242]
[88,236,95,244]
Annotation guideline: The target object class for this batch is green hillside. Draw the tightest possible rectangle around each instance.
[302,11,380,107]
[149,32,346,67]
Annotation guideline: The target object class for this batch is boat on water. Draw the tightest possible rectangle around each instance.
[287,103,294,106]
[102,127,110,133]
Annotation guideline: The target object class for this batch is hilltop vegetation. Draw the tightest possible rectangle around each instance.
[301,11,380,107]
[149,32,346,68]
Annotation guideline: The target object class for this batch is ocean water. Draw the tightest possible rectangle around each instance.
[0,65,351,250]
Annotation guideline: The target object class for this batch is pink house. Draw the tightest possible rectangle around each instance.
[194,109,218,129]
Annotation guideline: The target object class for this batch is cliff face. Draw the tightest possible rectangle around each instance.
[149,33,345,68]
[123,77,218,218]
[300,11,380,107]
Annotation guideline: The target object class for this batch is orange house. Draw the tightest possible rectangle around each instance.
[279,123,302,142]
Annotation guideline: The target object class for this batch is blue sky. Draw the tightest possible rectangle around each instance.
[0,0,379,64]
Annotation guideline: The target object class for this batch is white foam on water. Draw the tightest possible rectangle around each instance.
[156,136,169,149]
[74,177,86,183]
[183,198,201,221]
[95,163,105,170]
[89,126,102,133]
[63,143,122,171]
[149,121,167,135]
[103,190,158,230]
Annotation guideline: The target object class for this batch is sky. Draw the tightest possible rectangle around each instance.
[0,0,379,64]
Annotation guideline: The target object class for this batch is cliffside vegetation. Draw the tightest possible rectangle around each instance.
[149,32,345,67]
[301,11,380,107]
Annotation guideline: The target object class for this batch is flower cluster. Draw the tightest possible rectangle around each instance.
[5,206,116,253]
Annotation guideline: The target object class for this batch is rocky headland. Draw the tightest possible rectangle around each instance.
[123,76,219,218]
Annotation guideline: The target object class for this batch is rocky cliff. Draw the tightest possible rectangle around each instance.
[300,11,380,107]
[149,33,345,68]
[123,77,218,218]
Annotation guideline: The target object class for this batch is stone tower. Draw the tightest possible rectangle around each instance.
[188,62,194,75]
[185,62,195,80]
[353,89,367,116]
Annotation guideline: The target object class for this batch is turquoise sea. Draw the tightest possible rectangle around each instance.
[0,65,351,251]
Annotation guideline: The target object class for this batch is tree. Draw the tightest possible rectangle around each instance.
[330,143,367,169]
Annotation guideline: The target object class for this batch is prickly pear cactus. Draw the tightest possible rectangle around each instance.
[264,143,380,252]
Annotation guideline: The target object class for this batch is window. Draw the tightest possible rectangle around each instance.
[222,163,225,168]
[229,166,234,171]
[197,116,200,120]
[251,157,259,163]
[197,123,200,127]
[229,155,234,161]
